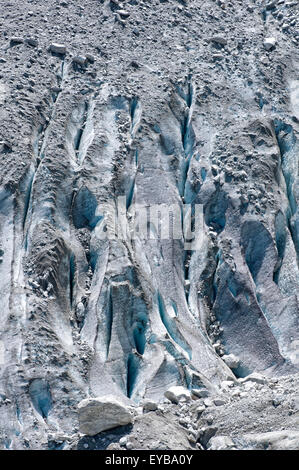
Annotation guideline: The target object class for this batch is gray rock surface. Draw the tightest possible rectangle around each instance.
[0,0,298,451]
[209,431,299,450]
[240,372,267,385]
[237,430,299,450]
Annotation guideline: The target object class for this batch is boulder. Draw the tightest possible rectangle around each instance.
[208,435,236,450]
[164,386,191,404]
[199,426,218,448]
[204,398,214,407]
[142,399,158,412]
[194,405,205,418]
[191,388,210,399]
[222,354,240,369]
[78,395,133,436]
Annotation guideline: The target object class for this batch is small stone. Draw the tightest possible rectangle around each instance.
[266,1,276,10]
[179,402,189,411]
[116,9,130,17]
[0,141,11,153]
[209,36,227,46]
[264,37,276,50]
[119,436,127,447]
[206,415,214,425]
[126,441,134,450]
[130,60,140,69]
[10,37,24,46]
[272,397,283,407]
[73,56,87,67]
[213,398,227,406]
[75,302,85,322]
[260,55,269,64]
[25,38,38,47]
[187,433,197,444]
[86,54,95,63]
[203,398,214,407]
[49,43,67,55]
[191,388,209,398]
[178,417,189,427]
[116,14,126,25]
[157,404,165,412]
[212,53,224,60]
